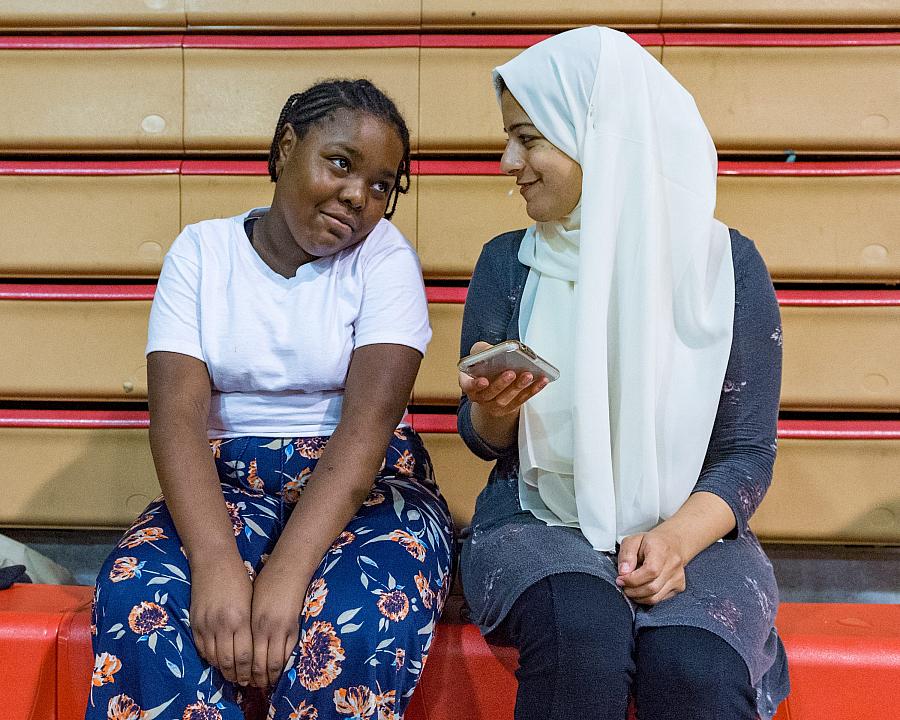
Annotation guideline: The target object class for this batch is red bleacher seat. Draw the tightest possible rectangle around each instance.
[3,584,899,720]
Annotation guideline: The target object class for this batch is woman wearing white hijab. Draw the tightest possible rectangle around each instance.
[457,27,789,719]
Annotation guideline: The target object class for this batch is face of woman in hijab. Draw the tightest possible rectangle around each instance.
[499,90,583,223]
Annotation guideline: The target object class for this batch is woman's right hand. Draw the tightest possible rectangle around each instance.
[459,341,549,417]
[190,554,255,685]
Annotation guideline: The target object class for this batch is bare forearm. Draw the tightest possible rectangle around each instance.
[149,419,240,565]
[655,491,736,565]
[267,423,388,577]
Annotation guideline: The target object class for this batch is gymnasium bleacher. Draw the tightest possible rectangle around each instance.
[0,2,898,718]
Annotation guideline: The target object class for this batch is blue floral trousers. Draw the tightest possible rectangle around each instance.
[87,428,454,720]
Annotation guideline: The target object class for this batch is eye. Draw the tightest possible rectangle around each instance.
[519,135,540,146]
[372,180,391,195]
[330,157,350,171]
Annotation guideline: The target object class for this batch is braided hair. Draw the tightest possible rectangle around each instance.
[267,79,411,220]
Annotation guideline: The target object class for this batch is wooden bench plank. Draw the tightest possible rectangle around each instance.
[0,37,183,154]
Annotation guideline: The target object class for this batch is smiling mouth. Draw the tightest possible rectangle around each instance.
[320,212,354,236]
[518,180,538,197]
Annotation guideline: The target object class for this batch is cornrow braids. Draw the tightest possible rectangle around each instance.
[267,79,412,220]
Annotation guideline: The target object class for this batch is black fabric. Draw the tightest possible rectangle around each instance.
[490,572,756,720]
[0,564,31,590]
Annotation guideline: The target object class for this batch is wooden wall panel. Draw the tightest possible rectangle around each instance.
[0,171,180,278]
[662,43,900,153]
[716,172,900,282]
[661,0,900,27]
[185,0,419,30]
[0,297,150,401]
[422,1,661,30]
[0,44,183,153]
[0,426,157,528]
[753,437,900,543]
[0,1,186,31]
[184,43,419,153]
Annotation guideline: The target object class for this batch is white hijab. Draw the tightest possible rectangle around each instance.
[496,27,735,552]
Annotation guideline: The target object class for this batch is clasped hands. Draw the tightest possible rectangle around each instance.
[189,551,310,689]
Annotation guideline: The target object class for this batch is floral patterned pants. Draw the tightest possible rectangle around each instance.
[87,428,455,720]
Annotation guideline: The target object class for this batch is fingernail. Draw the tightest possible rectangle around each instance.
[619,563,630,573]
[615,578,624,587]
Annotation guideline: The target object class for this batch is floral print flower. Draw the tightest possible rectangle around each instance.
[393,450,415,476]
[333,685,377,719]
[287,700,318,720]
[377,590,410,622]
[331,531,356,551]
[363,490,385,507]
[295,437,327,459]
[281,467,311,504]
[414,571,433,610]
[107,694,144,720]
[209,439,223,458]
[244,560,256,581]
[128,514,153,531]
[297,621,346,691]
[92,652,122,687]
[376,690,397,720]
[393,648,405,669]
[304,578,328,620]
[182,700,222,720]
[128,601,168,635]
[392,427,407,440]
[245,460,264,494]
[118,527,167,549]
[225,501,244,536]
[109,557,143,583]
[387,530,425,562]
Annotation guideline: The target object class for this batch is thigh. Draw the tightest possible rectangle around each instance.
[634,626,756,720]
[269,472,454,720]
[492,573,635,720]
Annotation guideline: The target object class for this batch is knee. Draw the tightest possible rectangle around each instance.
[636,626,750,698]
[506,574,633,681]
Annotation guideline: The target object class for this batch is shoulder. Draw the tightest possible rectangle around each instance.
[728,227,773,291]
[168,211,250,265]
[482,228,528,263]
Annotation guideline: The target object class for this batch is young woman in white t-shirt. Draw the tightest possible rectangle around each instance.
[87,80,454,720]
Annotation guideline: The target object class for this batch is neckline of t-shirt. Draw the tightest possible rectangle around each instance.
[237,208,327,288]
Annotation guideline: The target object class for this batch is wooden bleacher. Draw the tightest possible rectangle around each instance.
[0,4,898,720]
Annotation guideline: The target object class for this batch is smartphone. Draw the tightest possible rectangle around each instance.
[458,341,560,382]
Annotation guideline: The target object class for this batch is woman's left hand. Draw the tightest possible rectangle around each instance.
[615,527,687,606]
[249,559,310,688]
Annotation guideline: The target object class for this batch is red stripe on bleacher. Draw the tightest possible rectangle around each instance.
[420,34,664,48]
[716,161,900,176]
[0,161,181,176]
[0,285,155,301]
[1,411,897,440]
[425,287,900,307]
[181,161,268,175]
[662,32,900,47]
[0,36,184,49]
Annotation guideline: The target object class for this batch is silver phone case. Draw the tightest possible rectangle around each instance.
[458,341,560,382]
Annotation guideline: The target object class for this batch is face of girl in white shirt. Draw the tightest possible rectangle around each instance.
[270,109,405,262]
[499,90,583,223]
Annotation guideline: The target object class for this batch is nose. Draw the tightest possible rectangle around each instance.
[339,178,366,210]
[500,140,525,176]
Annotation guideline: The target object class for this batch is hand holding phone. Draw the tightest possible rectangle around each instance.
[458,340,560,383]
[457,341,557,421]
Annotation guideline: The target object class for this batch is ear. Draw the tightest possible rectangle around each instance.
[273,123,297,180]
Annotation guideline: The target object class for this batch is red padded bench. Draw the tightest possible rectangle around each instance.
[2,584,899,720]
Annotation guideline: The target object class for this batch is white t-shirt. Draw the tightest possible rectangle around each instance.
[146,210,431,438]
